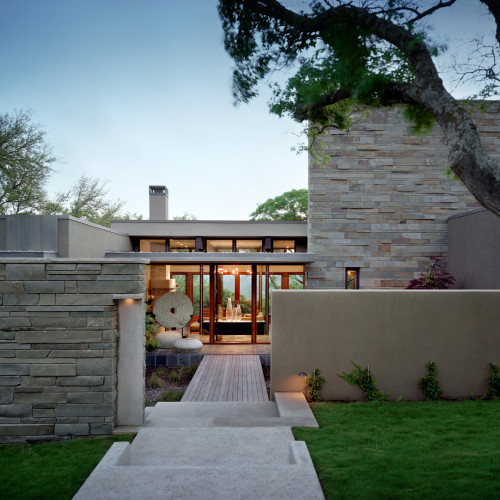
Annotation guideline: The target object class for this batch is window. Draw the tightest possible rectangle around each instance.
[169,239,196,252]
[139,239,166,252]
[236,240,262,253]
[345,268,359,289]
[206,240,233,252]
[273,240,295,253]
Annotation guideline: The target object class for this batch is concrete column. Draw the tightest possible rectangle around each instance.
[115,294,145,426]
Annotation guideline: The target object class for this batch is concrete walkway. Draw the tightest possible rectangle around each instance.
[74,393,324,500]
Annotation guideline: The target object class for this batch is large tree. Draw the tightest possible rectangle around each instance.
[42,175,139,227]
[250,188,307,220]
[0,110,55,214]
[219,0,500,216]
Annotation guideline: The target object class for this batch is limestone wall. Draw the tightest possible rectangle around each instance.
[271,290,500,401]
[0,259,146,443]
[307,103,500,289]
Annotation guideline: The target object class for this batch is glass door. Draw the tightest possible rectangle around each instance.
[214,265,252,343]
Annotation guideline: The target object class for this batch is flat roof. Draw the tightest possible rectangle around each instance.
[110,220,307,238]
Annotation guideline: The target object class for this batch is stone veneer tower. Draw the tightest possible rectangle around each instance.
[307,103,500,289]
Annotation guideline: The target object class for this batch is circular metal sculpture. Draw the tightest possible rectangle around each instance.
[153,292,194,330]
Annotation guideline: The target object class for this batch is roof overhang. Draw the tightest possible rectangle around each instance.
[105,251,315,264]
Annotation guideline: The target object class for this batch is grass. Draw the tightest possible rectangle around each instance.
[293,401,500,499]
[0,434,134,500]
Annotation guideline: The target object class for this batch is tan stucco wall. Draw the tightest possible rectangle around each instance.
[271,290,500,400]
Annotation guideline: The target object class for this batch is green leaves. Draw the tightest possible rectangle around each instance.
[250,188,307,221]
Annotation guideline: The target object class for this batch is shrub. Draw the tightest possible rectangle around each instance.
[338,361,389,401]
[158,389,184,402]
[145,313,161,351]
[406,257,455,289]
[187,363,199,379]
[418,360,443,400]
[154,366,167,377]
[487,363,500,399]
[148,373,164,389]
[306,368,325,402]
[169,367,185,383]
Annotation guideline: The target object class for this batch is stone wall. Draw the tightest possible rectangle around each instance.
[0,259,146,443]
[307,103,500,289]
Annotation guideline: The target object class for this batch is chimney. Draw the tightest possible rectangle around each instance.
[149,185,168,220]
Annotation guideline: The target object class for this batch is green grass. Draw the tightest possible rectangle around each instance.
[157,388,184,401]
[294,401,500,500]
[0,434,134,500]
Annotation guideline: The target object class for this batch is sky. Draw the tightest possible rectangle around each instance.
[0,0,496,220]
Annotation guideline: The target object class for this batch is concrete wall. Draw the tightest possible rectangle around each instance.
[448,209,500,289]
[271,290,500,401]
[0,215,132,258]
[59,217,132,258]
[307,103,500,289]
[0,259,146,443]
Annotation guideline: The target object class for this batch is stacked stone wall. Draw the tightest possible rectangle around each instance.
[307,102,500,288]
[0,259,146,443]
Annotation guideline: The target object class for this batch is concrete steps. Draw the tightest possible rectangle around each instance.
[74,393,324,500]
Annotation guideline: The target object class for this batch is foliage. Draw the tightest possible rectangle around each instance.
[293,401,500,500]
[338,361,389,401]
[406,256,456,289]
[147,372,165,389]
[154,366,167,377]
[42,175,140,227]
[157,389,185,402]
[487,363,500,399]
[168,366,185,383]
[418,360,443,400]
[218,0,500,216]
[250,188,307,221]
[0,110,56,214]
[145,314,161,352]
[0,434,134,500]
[306,368,325,402]
[173,213,197,220]
[187,362,199,379]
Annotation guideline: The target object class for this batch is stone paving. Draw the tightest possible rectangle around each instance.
[74,393,324,500]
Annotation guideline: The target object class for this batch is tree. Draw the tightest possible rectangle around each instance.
[250,188,307,220]
[43,175,139,227]
[218,0,500,216]
[406,256,455,289]
[173,213,197,220]
[0,110,55,214]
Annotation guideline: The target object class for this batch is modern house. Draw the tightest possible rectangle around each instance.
[1,103,499,348]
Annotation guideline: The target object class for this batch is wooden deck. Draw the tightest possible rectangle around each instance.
[181,355,268,402]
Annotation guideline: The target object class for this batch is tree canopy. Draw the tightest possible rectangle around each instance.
[42,175,139,227]
[250,188,307,220]
[219,0,500,216]
[0,110,55,214]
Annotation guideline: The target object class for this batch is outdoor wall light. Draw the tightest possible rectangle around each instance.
[299,372,308,398]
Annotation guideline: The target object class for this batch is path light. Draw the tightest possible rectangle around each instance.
[299,371,308,398]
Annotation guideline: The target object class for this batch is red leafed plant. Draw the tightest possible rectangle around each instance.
[406,257,456,289]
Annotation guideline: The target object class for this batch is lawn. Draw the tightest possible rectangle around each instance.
[293,401,500,500]
[0,434,134,500]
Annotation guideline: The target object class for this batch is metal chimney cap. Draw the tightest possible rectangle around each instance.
[149,185,168,195]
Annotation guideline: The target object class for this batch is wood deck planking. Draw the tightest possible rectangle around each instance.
[181,355,268,402]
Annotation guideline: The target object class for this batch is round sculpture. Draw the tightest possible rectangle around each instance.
[174,338,203,353]
[156,331,182,349]
[153,292,194,330]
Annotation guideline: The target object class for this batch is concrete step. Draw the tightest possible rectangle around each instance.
[129,427,295,466]
[74,440,325,500]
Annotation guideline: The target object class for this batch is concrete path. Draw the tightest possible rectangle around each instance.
[74,393,324,500]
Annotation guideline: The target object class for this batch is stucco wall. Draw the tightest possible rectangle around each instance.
[0,259,146,443]
[306,103,500,289]
[448,209,500,289]
[271,290,500,401]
